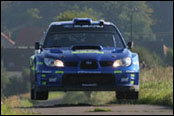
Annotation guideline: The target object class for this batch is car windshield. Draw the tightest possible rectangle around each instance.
[43,25,125,48]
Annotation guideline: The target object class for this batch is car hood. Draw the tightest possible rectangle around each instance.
[41,47,131,61]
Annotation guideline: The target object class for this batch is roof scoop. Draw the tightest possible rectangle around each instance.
[71,45,103,51]
[73,18,92,25]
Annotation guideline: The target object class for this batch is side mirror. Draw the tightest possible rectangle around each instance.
[35,42,40,50]
[127,41,134,49]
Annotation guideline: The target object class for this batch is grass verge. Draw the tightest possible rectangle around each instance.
[88,107,112,112]
[58,67,173,107]
[1,93,37,115]
[110,67,173,107]
[1,67,172,115]
[138,67,173,107]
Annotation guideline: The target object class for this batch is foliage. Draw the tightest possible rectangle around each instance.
[132,46,163,68]
[54,8,100,21]
[165,48,173,66]
[89,108,112,112]
[1,1,163,42]
[1,67,30,96]
[111,1,155,41]
[1,66,9,95]
[109,67,173,107]
[139,67,173,106]
[1,94,34,115]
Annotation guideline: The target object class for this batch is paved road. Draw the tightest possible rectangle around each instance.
[25,99,173,115]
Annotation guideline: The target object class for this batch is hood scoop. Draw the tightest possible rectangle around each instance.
[49,49,63,53]
[71,45,103,51]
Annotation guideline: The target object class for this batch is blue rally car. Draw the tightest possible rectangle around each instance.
[30,18,140,100]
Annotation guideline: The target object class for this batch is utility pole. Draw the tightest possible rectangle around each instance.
[130,13,133,42]
[130,8,137,42]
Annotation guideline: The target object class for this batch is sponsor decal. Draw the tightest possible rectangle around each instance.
[41,71,52,73]
[130,80,134,84]
[64,25,103,28]
[31,66,35,71]
[131,74,135,77]
[37,62,43,65]
[41,74,46,78]
[121,77,129,82]
[78,71,101,74]
[114,70,122,73]
[126,70,135,73]
[85,61,93,65]
[55,71,64,74]
[74,25,103,28]
[42,81,46,85]
[49,78,57,82]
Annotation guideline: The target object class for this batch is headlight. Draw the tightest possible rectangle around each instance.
[53,59,64,67]
[44,58,64,67]
[122,57,131,66]
[113,57,131,68]
[113,60,122,68]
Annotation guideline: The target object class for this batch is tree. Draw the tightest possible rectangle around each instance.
[26,8,42,26]
[1,1,159,42]
[1,66,9,95]
[165,48,173,66]
[54,8,100,21]
[72,1,156,41]
[114,1,156,41]
[132,46,163,68]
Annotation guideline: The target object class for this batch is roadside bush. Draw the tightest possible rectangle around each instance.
[1,67,30,96]
[1,66,9,96]
[165,48,173,66]
[132,46,163,68]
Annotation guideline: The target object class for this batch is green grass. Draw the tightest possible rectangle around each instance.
[1,67,173,115]
[1,103,16,115]
[59,67,173,107]
[48,92,66,100]
[19,98,34,107]
[56,67,173,107]
[1,99,32,115]
[88,107,112,112]
[138,67,173,107]
[60,91,115,105]
[111,67,173,107]
[1,94,36,115]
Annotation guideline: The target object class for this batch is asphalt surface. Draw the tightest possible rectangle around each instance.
[24,99,173,115]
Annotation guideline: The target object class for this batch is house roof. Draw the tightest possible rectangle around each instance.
[15,26,45,47]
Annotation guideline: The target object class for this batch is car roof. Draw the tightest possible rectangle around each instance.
[49,18,114,27]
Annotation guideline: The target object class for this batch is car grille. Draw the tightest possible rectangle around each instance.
[80,60,98,69]
[62,74,116,87]
[64,61,113,68]
[100,61,113,67]
[65,61,78,67]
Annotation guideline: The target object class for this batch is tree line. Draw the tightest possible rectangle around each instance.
[1,1,173,46]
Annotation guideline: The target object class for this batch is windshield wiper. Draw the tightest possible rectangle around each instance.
[43,45,62,48]
[113,35,117,48]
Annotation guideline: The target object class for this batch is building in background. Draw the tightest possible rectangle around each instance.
[1,26,45,71]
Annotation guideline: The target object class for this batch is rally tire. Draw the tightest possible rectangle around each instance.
[31,89,35,100]
[31,89,48,100]
[35,91,49,100]
[116,91,139,100]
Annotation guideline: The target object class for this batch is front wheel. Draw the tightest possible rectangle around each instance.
[116,91,139,100]
[31,89,48,100]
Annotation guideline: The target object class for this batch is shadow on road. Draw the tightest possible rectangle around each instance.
[16,98,107,109]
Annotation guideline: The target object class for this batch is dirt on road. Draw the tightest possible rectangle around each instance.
[23,99,173,115]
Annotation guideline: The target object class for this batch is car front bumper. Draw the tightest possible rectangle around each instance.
[35,85,139,92]
[33,70,139,92]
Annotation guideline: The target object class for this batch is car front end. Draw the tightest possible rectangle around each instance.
[30,18,140,100]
